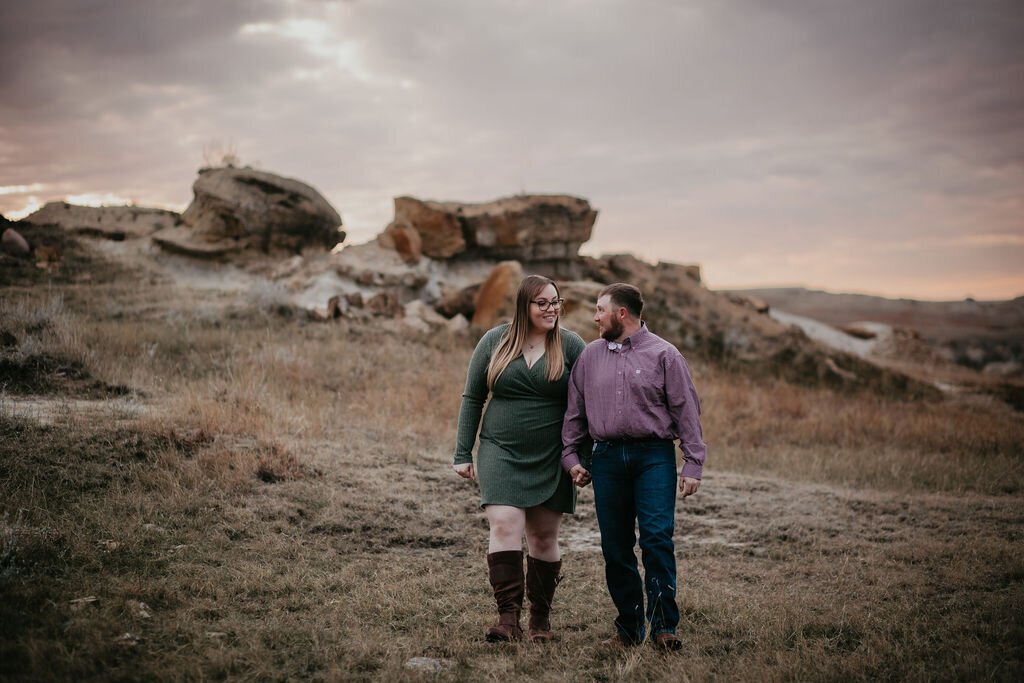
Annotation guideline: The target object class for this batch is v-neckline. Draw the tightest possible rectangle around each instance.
[523,351,545,371]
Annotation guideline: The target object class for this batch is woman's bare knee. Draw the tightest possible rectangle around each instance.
[487,506,525,546]
[525,509,561,559]
[527,531,556,553]
[491,520,522,543]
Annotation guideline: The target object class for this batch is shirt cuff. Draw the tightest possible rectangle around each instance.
[561,452,581,472]
[680,460,702,480]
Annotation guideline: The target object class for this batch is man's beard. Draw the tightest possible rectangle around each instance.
[601,317,624,341]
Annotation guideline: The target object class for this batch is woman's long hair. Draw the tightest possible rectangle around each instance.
[486,275,565,390]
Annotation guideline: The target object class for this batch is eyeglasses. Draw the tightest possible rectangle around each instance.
[530,298,565,311]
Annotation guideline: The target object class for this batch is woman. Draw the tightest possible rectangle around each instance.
[453,275,586,643]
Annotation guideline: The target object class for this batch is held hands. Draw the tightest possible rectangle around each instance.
[569,464,591,487]
[680,476,700,497]
[453,463,476,482]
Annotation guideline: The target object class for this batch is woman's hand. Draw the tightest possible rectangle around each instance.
[569,464,591,487]
[453,463,476,482]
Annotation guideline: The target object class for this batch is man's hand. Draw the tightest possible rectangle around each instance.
[569,464,591,487]
[453,463,476,481]
[680,476,700,497]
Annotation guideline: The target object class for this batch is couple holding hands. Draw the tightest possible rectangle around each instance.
[453,275,706,650]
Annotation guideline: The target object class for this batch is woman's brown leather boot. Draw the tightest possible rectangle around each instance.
[525,555,562,643]
[485,550,524,642]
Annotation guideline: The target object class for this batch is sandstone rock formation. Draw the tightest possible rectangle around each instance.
[153,167,344,258]
[0,169,952,403]
[471,261,524,330]
[432,276,602,336]
[378,223,422,264]
[21,202,179,240]
[380,194,596,264]
[380,198,462,259]
[434,283,480,319]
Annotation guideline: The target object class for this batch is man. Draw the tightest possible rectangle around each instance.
[561,283,706,650]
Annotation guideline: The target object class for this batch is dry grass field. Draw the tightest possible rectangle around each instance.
[2,276,1022,681]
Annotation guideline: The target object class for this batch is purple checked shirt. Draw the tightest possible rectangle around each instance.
[561,324,707,480]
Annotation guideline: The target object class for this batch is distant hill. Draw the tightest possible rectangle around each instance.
[727,287,1024,371]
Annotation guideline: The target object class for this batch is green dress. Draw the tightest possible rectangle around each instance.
[454,324,586,512]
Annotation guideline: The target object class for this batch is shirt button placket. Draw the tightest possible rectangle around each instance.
[616,352,624,420]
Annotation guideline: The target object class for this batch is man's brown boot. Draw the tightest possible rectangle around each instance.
[485,550,524,642]
[525,555,562,643]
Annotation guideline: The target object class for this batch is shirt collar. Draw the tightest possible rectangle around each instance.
[607,321,648,351]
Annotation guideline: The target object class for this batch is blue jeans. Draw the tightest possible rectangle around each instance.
[591,439,679,642]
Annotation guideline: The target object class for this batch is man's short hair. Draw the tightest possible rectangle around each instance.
[600,283,644,318]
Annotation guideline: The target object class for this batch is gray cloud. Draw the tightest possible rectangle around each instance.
[0,0,1021,299]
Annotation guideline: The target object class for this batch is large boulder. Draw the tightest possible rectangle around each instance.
[380,194,597,262]
[153,167,344,258]
[2,227,30,256]
[471,261,524,331]
[382,197,465,259]
[21,201,179,240]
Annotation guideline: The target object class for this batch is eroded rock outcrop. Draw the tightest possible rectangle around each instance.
[153,167,344,258]
[3,172,948,402]
[378,223,422,264]
[579,253,939,398]
[21,202,179,240]
[471,261,524,330]
[380,194,596,265]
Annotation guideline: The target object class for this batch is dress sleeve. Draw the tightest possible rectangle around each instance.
[454,327,500,464]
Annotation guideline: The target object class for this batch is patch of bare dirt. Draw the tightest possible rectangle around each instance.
[675,471,1022,554]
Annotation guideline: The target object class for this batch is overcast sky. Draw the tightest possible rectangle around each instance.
[1,0,1022,300]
